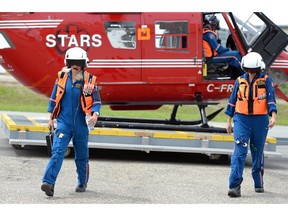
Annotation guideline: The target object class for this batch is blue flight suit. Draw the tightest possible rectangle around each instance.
[42,70,101,187]
[203,26,244,74]
[225,72,277,189]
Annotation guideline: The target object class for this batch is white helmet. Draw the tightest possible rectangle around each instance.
[241,52,265,73]
[64,47,89,68]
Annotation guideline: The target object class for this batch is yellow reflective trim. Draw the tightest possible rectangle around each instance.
[203,63,207,77]
[154,131,195,139]
[90,128,135,137]
[26,116,43,127]
[9,125,49,133]
[266,136,277,144]
[0,114,16,128]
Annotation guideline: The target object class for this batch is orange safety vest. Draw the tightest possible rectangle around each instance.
[51,71,97,120]
[203,29,218,58]
[235,75,268,115]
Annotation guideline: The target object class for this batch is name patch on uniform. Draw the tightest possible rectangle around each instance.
[257,80,266,88]
[75,84,83,88]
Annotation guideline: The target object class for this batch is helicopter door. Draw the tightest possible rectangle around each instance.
[141,12,201,83]
[231,12,288,68]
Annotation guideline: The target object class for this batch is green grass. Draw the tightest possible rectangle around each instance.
[279,83,288,95]
[0,84,48,112]
[0,83,287,125]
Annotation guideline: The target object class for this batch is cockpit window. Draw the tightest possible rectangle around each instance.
[232,13,267,46]
[104,21,136,49]
[155,21,188,51]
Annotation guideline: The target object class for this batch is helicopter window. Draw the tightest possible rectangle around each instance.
[232,13,267,46]
[155,21,188,51]
[104,21,136,49]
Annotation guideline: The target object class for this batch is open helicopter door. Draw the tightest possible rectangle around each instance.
[230,12,288,68]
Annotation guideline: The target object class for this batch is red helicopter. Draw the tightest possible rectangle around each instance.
[0,12,288,132]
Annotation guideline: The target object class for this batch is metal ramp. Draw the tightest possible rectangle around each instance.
[0,113,281,158]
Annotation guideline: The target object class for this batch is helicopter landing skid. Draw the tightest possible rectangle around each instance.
[96,105,226,133]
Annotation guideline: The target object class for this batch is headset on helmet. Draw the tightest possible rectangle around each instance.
[64,47,89,68]
[241,52,265,73]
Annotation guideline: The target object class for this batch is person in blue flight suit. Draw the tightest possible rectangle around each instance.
[41,47,102,197]
[203,15,244,75]
[225,52,277,197]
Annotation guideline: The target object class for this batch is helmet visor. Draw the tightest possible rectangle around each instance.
[66,59,86,67]
[243,67,261,73]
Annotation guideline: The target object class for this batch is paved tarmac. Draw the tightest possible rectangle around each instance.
[1,112,288,207]
[1,74,288,214]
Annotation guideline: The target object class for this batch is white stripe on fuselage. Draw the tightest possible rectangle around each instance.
[0,19,63,29]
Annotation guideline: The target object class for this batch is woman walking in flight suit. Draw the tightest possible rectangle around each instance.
[41,47,102,196]
[225,52,277,197]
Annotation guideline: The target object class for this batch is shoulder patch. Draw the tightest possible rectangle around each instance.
[209,34,215,40]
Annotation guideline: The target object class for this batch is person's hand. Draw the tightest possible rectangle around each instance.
[268,112,276,129]
[87,112,99,126]
[48,119,54,131]
[226,117,233,134]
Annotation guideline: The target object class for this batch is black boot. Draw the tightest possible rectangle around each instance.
[41,182,54,197]
[75,184,87,192]
[255,187,264,193]
[228,185,241,197]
